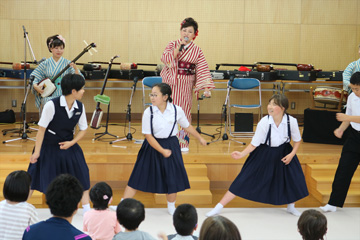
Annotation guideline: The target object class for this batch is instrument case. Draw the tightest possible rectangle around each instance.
[278,70,317,81]
[316,71,343,81]
[108,69,143,80]
[0,68,34,79]
[81,70,106,80]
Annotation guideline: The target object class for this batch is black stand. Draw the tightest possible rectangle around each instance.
[3,76,36,143]
[196,95,215,139]
[208,76,245,145]
[93,102,119,141]
[110,77,141,144]
[3,26,38,142]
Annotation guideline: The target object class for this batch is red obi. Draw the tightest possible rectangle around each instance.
[178,61,196,75]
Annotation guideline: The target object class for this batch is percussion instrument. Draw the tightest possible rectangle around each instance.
[314,86,348,105]
[36,42,96,98]
[120,63,137,70]
[0,61,31,70]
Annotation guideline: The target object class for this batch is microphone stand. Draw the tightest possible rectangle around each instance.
[110,77,141,145]
[196,94,215,139]
[2,26,38,139]
[3,76,36,143]
[208,75,245,145]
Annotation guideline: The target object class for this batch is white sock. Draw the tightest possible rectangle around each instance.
[287,203,301,216]
[320,204,337,212]
[82,203,90,214]
[167,201,176,215]
[206,203,224,217]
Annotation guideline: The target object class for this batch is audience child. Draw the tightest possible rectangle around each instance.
[23,174,91,240]
[114,198,167,240]
[0,170,38,239]
[298,209,327,240]
[83,182,121,240]
[199,215,241,240]
[168,204,198,240]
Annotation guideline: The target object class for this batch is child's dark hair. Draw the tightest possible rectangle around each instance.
[116,198,145,231]
[173,204,198,236]
[350,71,360,85]
[3,170,31,202]
[61,73,85,95]
[180,17,198,34]
[153,83,173,102]
[269,94,289,111]
[199,215,241,240]
[46,174,83,218]
[297,209,327,240]
[90,182,113,210]
[46,34,65,52]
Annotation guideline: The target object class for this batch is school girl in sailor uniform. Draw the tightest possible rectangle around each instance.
[207,94,308,217]
[122,83,207,215]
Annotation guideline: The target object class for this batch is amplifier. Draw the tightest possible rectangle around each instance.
[234,113,253,132]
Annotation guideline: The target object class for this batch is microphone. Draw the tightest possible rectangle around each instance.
[179,37,189,52]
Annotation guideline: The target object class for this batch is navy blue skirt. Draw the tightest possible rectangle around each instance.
[128,136,190,194]
[229,142,308,205]
[28,143,90,193]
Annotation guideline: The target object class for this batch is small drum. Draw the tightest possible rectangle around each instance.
[314,87,348,105]
[120,63,137,70]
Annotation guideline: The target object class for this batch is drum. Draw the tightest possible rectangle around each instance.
[314,87,348,105]
[120,63,137,70]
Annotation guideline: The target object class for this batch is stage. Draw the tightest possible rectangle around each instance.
[1,121,359,209]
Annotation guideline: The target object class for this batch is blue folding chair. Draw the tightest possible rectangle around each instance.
[142,76,163,110]
[227,78,262,138]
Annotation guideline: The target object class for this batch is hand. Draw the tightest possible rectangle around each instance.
[33,84,44,94]
[157,232,168,240]
[30,152,40,164]
[162,149,172,158]
[231,151,245,160]
[334,128,344,138]
[59,141,73,150]
[69,62,77,70]
[199,138,207,146]
[203,90,211,98]
[336,113,348,122]
[281,153,294,165]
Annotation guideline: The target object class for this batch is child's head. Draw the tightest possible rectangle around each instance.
[199,215,241,240]
[89,182,113,210]
[47,34,65,53]
[269,94,289,111]
[297,209,327,240]
[46,174,83,218]
[3,170,31,202]
[116,198,145,231]
[61,73,85,96]
[173,204,198,236]
[350,72,360,97]
[151,83,173,103]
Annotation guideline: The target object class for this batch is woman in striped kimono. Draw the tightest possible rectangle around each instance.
[31,34,82,111]
[161,17,215,152]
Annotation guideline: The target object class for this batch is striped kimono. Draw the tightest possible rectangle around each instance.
[31,57,82,109]
[161,39,215,149]
[343,58,360,93]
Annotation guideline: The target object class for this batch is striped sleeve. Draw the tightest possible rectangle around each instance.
[161,41,177,69]
[342,58,360,91]
[194,48,215,94]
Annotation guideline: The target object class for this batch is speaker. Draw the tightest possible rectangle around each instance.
[234,113,253,132]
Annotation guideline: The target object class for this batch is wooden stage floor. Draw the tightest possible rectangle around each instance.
[0,122,351,208]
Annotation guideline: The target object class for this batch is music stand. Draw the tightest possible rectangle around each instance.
[2,26,38,142]
[196,94,215,139]
[110,77,141,145]
[208,75,245,145]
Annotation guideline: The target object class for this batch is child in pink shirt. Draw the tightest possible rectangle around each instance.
[83,182,121,240]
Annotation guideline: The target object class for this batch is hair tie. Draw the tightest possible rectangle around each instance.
[57,35,66,44]
[181,19,186,26]
[48,39,54,49]
[103,195,108,200]
[193,30,199,40]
